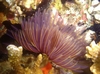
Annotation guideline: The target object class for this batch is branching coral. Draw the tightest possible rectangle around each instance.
[32,54,43,74]
[7,44,25,74]
[86,41,100,74]
[7,44,44,74]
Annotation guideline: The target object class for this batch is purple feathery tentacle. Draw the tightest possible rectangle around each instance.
[8,8,90,72]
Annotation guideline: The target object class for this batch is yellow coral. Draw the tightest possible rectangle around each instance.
[52,0,63,10]
[7,44,25,74]
[86,41,100,74]
[7,45,43,74]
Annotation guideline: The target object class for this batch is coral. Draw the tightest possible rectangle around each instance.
[7,44,25,74]
[0,61,12,74]
[5,0,42,9]
[32,54,43,74]
[6,44,53,74]
[7,44,43,74]
[86,41,100,74]
[50,0,63,11]
[88,0,100,24]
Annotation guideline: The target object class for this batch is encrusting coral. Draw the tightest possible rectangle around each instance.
[86,41,100,74]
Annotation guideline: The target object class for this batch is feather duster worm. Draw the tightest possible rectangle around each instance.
[6,8,92,72]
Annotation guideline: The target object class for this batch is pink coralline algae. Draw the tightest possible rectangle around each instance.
[7,8,92,72]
